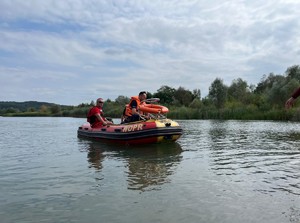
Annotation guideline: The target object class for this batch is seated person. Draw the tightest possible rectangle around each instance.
[87,98,113,128]
[122,91,148,123]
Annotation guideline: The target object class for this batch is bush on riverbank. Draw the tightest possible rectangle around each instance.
[2,104,299,121]
[1,65,300,121]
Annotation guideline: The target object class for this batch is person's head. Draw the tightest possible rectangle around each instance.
[96,98,104,107]
[138,91,147,101]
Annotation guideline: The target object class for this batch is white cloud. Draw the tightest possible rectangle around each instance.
[0,0,299,104]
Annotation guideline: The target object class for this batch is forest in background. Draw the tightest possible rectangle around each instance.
[1,65,300,121]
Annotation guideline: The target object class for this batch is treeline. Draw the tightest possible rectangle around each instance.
[1,65,300,121]
[0,101,74,117]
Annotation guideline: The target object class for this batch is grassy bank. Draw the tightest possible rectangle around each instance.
[3,105,300,121]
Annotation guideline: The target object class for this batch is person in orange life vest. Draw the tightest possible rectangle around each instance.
[87,98,113,128]
[285,87,300,109]
[122,91,148,123]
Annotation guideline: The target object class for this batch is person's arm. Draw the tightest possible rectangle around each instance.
[95,113,111,125]
[131,107,139,115]
[285,87,300,109]
[291,87,300,99]
[103,117,113,124]
[130,100,140,115]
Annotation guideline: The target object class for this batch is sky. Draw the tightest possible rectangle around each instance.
[0,0,300,105]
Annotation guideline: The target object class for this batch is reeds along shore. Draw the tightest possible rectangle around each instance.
[2,65,300,121]
[2,104,300,122]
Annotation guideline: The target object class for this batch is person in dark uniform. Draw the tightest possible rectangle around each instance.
[122,91,147,123]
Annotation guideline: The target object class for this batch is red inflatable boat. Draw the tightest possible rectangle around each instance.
[77,117,182,145]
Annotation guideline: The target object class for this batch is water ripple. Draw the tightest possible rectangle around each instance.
[1,118,300,223]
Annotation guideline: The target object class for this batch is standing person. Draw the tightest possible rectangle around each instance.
[285,87,300,109]
[122,91,147,123]
[87,98,113,128]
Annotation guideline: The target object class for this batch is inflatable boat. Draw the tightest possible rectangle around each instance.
[78,99,183,145]
[77,116,182,145]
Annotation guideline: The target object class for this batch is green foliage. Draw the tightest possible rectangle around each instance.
[174,86,193,106]
[115,95,130,104]
[153,85,176,104]
[208,78,227,108]
[285,65,300,81]
[2,65,300,121]
[27,107,36,112]
[50,105,61,114]
[227,78,249,103]
[192,89,201,100]
[189,98,202,109]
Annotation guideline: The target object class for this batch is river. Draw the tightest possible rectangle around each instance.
[0,117,299,223]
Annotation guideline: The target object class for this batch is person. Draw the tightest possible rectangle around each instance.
[122,91,148,123]
[285,87,300,109]
[87,98,113,128]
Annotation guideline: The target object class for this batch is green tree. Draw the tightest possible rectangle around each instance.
[192,89,201,99]
[40,105,48,113]
[78,103,86,107]
[255,73,283,94]
[227,78,249,103]
[50,105,61,114]
[208,78,227,109]
[189,98,202,108]
[6,108,19,113]
[153,85,176,105]
[174,86,193,106]
[115,95,130,105]
[285,65,300,81]
[27,107,36,112]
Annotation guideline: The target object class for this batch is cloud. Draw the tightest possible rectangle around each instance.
[0,0,299,105]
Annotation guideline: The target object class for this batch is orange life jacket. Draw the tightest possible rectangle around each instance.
[124,96,143,117]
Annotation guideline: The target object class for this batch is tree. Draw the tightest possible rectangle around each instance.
[146,91,153,99]
[5,108,19,113]
[174,86,193,106]
[192,89,201,99]
[268,78,300,107]
[50,105,61,114]
[78,103,88,107]
[285,65,300,82]
[208,78,227,108]
[255,73,283,94]
[40,105,48,113]
[189,98,202,108]
[227,78,248,103]
[115,95,130,105]
[153,85,176,105]
[27,107,36,112]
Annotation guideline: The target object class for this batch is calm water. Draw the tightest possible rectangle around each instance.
[0,117,300,223]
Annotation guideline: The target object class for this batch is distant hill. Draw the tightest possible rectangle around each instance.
[0,101,71,112]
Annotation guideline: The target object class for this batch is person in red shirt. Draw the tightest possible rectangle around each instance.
[285,87,300,109]
[87,98,113,128]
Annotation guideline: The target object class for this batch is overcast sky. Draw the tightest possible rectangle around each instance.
[0,0,299,105]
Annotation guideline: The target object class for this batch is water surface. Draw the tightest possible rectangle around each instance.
[0,117,299,223]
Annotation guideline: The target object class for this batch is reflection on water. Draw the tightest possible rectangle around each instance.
[1,117,300,223]
[78,140,183,191]
[86,144,105,171]
[123,143,182,191]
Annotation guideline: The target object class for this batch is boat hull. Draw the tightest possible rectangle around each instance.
[77,119,183,145]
